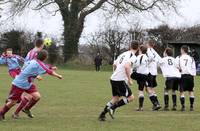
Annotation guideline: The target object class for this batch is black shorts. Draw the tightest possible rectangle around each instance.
[147,73,157,88]
[180,74,194,92]
[110,80,132,97]
[131,72,148,91]
[165,78,180,91]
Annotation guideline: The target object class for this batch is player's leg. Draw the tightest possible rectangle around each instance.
[164,79,173,111]
[163,89,169,111]
[151,87,160,107]
[23,85,41,118]
[188,75,195,111]
[0,100,18,120]
[137,91,144,111]
[13,93,32,117]
[146,88,157,109]
[108,81,134,119]
[98,96,119,121]
[180,91,185,111]
[98,80,120,121]
[180,75,187,111]
[137,78,145,111]
[189,91,194,111]
[147,74,161,110]
[0,85,23,120]
[171,78,179,111]
[171,90,177,111]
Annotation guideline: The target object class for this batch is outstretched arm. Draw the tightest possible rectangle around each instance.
[51,71,62,79]
[16,55,25,63]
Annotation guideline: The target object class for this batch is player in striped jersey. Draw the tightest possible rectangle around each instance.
[0,50,62,121]
[177,45,196,111]
[24,39,44,65]
[159,48,181,111]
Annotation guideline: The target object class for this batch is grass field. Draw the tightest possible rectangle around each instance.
[0,66,200,131]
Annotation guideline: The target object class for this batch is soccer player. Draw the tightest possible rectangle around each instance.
[0,50,62,121]
[159,48,181,111]
[132,45,161,111]
[23,39,44,67]
[13,39,56,118]
[0,48,24,78]
[177,45,196,111]
[146,40,162,110]
[98,41,139,121]
[131,45,149,111]
[24,38,56,70]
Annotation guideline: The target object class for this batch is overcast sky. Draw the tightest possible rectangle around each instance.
[0,0,200,40]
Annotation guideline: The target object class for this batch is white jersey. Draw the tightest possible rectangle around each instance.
[159,56,181,78]
[147,48,162,75]
[135,54,149,75]
[111,51,137,81]
[176,54,196,76]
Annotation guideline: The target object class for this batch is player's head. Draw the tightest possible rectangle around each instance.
[147,39,155,48]
[139,45,147,54]
[181,45,189,54]
[37,50,48,61]
[35,39,44,51]
[5,48,13,56]
[164,47,173,57]
[130,41,139,51]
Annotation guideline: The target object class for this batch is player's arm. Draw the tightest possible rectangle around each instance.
[175,56,181,72]
[16,55,25,62]
[51,71,62,79]
[191,58,196,76]
[113,64,117,71]
[125,62,133,85]
[36,75,43,81]
[0,55,6,64]
[45,64,58,70]
[37,60,62,79]
[113,56,120,71]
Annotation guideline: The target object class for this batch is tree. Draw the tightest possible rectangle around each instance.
[0,30,35,55]
[3,0,181,62]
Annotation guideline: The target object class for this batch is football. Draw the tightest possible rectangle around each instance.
[44,38,52,47]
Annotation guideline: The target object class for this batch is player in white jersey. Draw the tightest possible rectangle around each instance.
[131,45,161,111]
[159,48,181,111]
[146,40,162,110]
[177,45,196,111]
[98,41,139,121]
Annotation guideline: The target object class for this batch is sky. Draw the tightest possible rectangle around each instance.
[0,0,200,41]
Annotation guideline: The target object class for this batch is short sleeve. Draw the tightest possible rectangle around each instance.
[128,56,137,65]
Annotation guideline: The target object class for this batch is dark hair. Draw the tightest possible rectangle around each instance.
[130,41,139,50]
[37,50,48,61]
[140,45,147,54]
[165,47,173,56]
[6,48,13,52]
[35,39,44,48]
[148,39,156,47]
[181,45,189,53]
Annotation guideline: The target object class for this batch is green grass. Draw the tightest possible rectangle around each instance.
[0,66,199,131]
